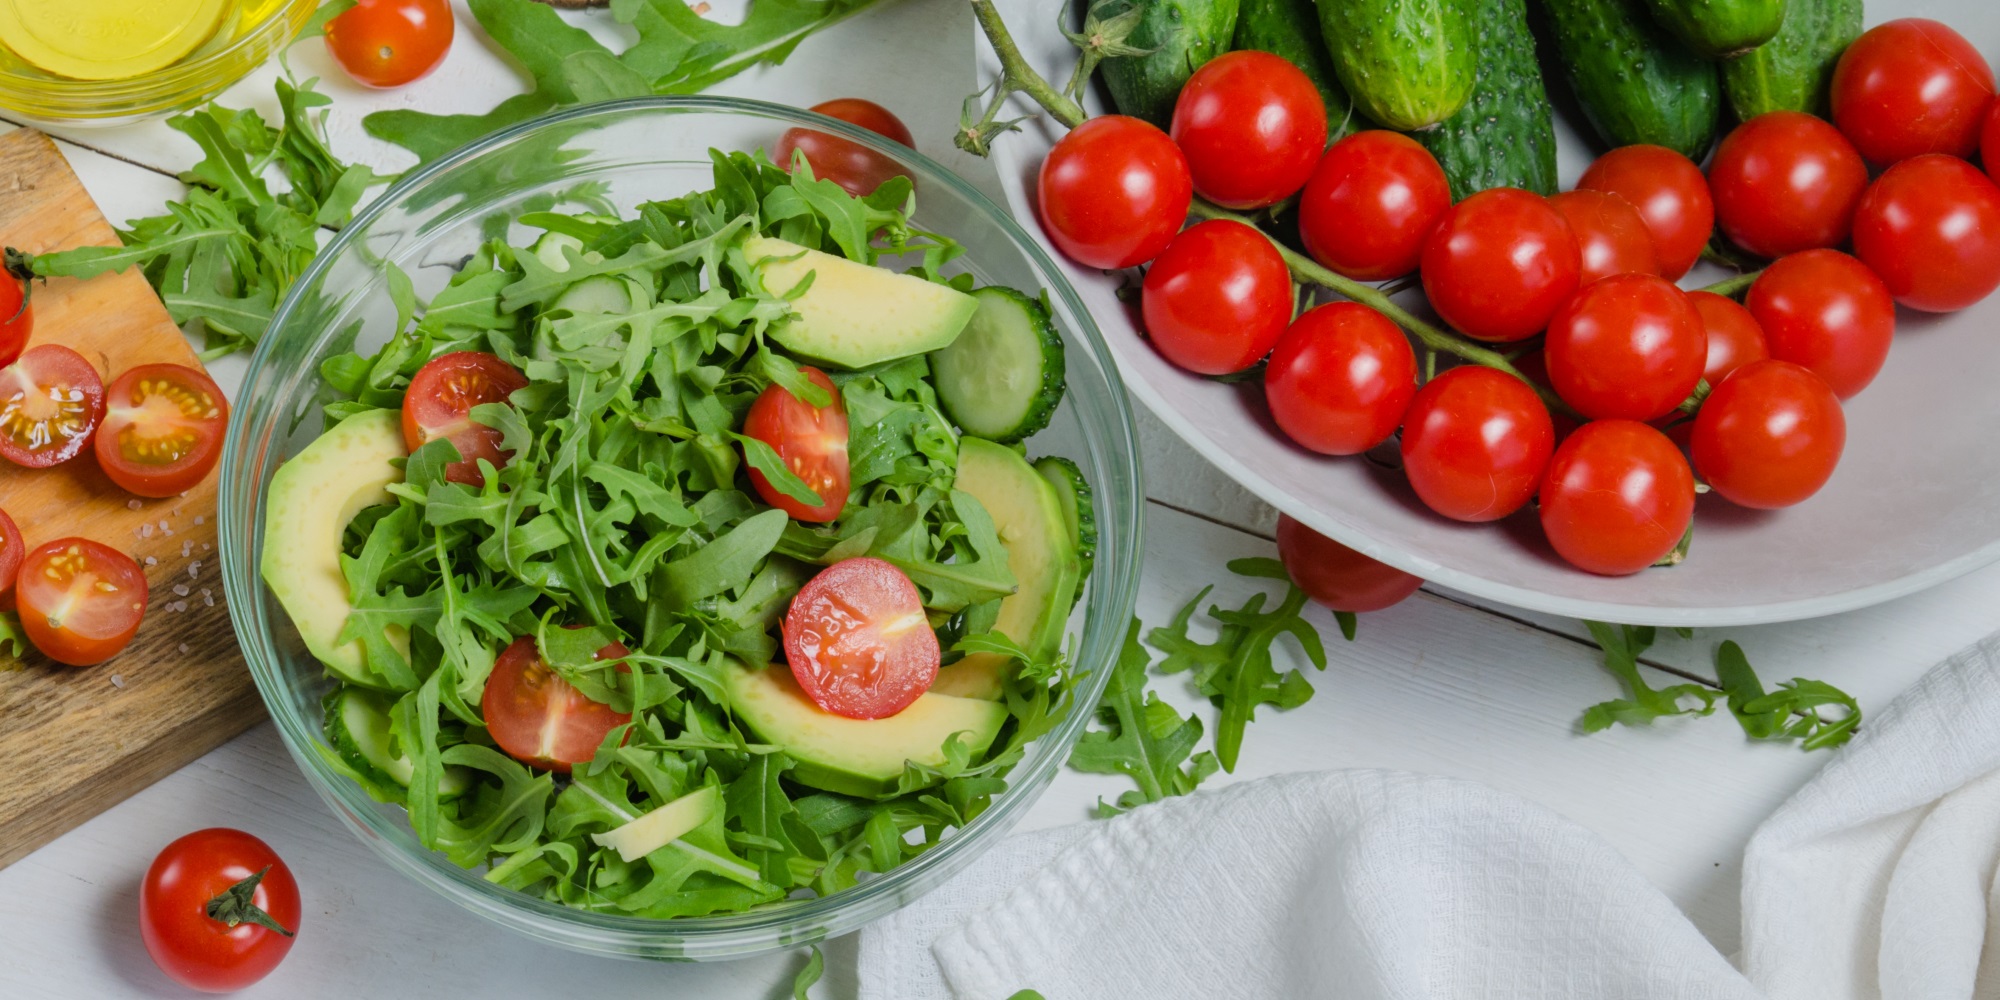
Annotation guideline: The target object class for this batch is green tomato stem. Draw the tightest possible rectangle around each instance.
[1699,269,1763,299]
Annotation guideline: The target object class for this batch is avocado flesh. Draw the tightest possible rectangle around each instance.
[746,235,978,370]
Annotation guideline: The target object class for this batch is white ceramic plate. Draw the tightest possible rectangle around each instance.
[978,0,2000,626]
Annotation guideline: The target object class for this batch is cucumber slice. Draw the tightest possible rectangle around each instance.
[1033,456,1096,593]
[930,287,1066,444]
[324,687,468,799]
[551,275,643,316]
[531,232,584,272]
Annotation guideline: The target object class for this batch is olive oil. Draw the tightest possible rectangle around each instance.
[0,0,290,81]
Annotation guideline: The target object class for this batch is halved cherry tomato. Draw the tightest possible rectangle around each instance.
[1745,250,1895,399]
[1275,514,1421,613]
[1399,365,1555,522]
[1141,220,1292,375]
[0,269,30,368]
[141,828,300,994]
[1171,51,1327,209]
[400,351,527,487]
[1851,154,2000,313]
[482,634,632,773]
[1421,188,1580,343]
[1550,189,1659,287]
[783,557,939,720]
[1539,420,1695,577]
[325,0,454,89]
[1687,290,1768,384]
[742,366,849,523]
[1298,131,1452,281]
[0,506,20,611]
[1544,273,1707,422]
[0,344,103,468]
[1691,360,1845,510]
[16,537,146,666]
[1037,115,1192,269]
[1708,111,1868,259]
[1578,145,1714,280]
[1263,301,1414,455]
[1832,18,1995,166]
[93,364,228,498]
[774,98,916,198]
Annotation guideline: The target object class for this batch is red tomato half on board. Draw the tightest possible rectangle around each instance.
[783,557,940,720]
[400,351,528,487]
[0,506,21,612]
[774,98,916,198]
[0,343,103,468]
[16,537,147,666]
[0,268,31,369]
[94,364,229,498]
[742,366,850,523]
[141,828,300,994]
[482,634,633,773]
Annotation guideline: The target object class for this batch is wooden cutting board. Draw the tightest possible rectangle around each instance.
[0,129,263,869]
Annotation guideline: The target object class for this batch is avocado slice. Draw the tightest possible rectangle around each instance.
[725,660,1009,799]
[929,438,1082,700]
[745,235,979,370]
[261,408,409,687]
[591,785,721,862]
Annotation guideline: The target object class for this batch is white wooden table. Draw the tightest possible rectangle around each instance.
[2,3,1992,995]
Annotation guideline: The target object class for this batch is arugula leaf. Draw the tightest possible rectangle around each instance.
[731,432,824,508]
[0,612,24,661]
[1577,622,1725,733]
[1578,625,1861,750]
[1069,621,1220,816]
[791,946,825,1000]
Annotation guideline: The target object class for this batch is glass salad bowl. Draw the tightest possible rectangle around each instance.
[217,97,1142,961]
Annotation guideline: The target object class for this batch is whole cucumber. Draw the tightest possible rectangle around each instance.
[1318,0,1477,131]
[1099,0,1242,127]
[1538,0,1722,160]
[1233,0,1369,139]
[1416,0,1557,198]
[1642,0,1785,58]
[1721,0,1863,120]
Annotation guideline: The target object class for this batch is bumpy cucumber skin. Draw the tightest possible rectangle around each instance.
[1642,0,1784,58]
[1416,0,1557,199]
[1232,0,1369,140]
[1538,0,1722,160]
[1722,0,1863,120]
[933,287,1067,445]
[1100,0,1242,127]
[1318,0,1477,132]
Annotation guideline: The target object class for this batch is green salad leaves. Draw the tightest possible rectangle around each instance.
[1580,622,1861,750]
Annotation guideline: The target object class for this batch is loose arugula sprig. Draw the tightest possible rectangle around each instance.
[0,612,24,662]
[1579,622,1861,750]
[1069,622,1220,816]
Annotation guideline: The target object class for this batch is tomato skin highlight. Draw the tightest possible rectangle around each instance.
[1544,273,1707,422]
[1691,360,1845,510]
[1708,111,1869,259]
[1539,420,1695,577]
[1549,189,1659,288]
[1399,366,1555,523]
[1687,290,1768,385]
[742,367,850,523]
[1141,220,1293,375]
[141,829,300,994]
[1577,145,1715,281]
[1170,51,1327,209]
[1745,249,1896,399]
[1298,131,1452,281]
[774,99,916,198]
[16,537,147,666]
[1037,116,1193,269]
[482,634,632,773]
[1421,188,1581,343]
[400,351,528,487]
[1832,18,1995,166]
[783,557,940,720]
[0,506,21,612]
[1851,154,2000,313]
[0,343,103,468]
[324,0,453,89]
[0,269,30,368]
[1263,302,1415,455]
[94,363,229,498]
[1275,514,1422,613]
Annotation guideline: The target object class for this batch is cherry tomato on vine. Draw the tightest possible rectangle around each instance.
[774,98,916,198]
[1511,351,1582,442]
[1539,420,1694,577]
[1141,220,1292,375]
[483,634,632,773]
[94,364,228,498]
[0,343,103,468]
[16,537,146,666]
[1549,190,1658,287]
[1399,365,1555,522]
[1687,290,1767,384]
[1421,188,1580,343]
[784,557,940,720]
[1832,18,1995,166]
[1691,360,1845,510]
[0,506,21,611]
[742,366,850,523]
[1275,514,1422,613]
[1170,51,1326,209]
[1745,249,1896,399]
[0,268,30,368]
[1037,115,1192,269]
[1298,131,1452,281]
[1544,273,1706,422]
[1851,154,2000,313]
[141,828,300,993]
[324,0,453,89]
[1263,302,1415,455]
[1708,111,1868,259]
[1578,145,1714,280]
[401,351,528,487]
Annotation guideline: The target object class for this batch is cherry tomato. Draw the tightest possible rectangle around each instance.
[742,366,849,522]
[1544,274,1706,422]
[1421,188,1581,343]
[1832,18,1995,166]
[1550,189,1659,287]
[483,634,632,772]
[1170,51,1326,209]
[1275,514,1422,613]
[1037,115,1192,269]
[1985,101,2000,186]
[93,364,228,499]
[400,351,527,487]
[1263,302,1415,455]
[774,98,916,198]
[0,269,30,368]
[1538,420,1694,576]
[1687,290,1767,384]
[141,829,300,994]
[1298,131,1452,281]
[1399,365,1555,522]
[783,557,940,720]
[1851,154,2000,313]
[1141,220,1292,375]
[324,0,453,89]
[0,506,20,611]
[16,537,146,666]
[0,344,102,468]
[1708,111,1869,259]
[1578,145,1715,280]
[1745,249,1895,399]
[1691,360,1845,510]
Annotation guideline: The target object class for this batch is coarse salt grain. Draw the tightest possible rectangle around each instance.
[156,520,167,531]
[172,584,189,597]
[126,500,142,511]
[188,562,200,579]
[144,556,157,566]
[203,593,214,607]
[194,515,205,526]
[139,524,154,539]
[182,541,192,558]
[163,528,173,537]
[110,674,125,689]
[178,643,189,654]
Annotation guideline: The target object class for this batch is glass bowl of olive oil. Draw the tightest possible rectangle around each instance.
[0,0,315,126]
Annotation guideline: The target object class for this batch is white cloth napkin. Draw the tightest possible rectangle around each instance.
[856,631,2000,999]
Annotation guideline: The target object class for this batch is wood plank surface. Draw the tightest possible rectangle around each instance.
[0,129,261,869]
